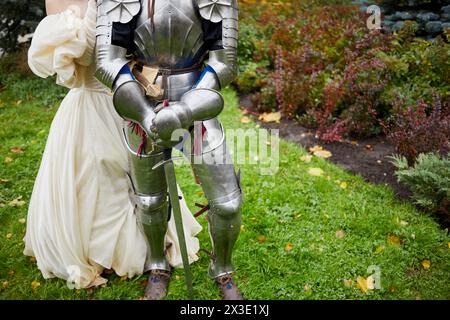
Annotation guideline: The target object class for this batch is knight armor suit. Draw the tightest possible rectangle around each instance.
[94,0,242,300]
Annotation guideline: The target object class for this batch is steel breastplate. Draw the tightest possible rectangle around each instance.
[134,0,205,69]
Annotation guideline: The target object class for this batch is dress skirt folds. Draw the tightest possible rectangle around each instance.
[24,0,202,289]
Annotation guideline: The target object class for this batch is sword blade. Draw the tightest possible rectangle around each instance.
[163,156,194,299]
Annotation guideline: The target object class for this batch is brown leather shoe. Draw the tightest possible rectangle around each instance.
[215,274,243,300]
[143,269,171,300]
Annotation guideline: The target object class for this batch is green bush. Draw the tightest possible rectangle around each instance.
[237,1,450,143]
[391,153,450,218]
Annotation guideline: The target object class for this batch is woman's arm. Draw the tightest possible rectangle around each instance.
[45,0,88,17]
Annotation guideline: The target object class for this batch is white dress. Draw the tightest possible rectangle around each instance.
[24,0,202,289]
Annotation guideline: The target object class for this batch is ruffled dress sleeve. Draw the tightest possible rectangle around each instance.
[28,0,97,89]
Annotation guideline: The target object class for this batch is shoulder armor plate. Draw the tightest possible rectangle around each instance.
[196,0,237,23]
[101,0,141,24]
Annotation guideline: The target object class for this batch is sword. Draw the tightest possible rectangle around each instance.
[154,148,194,299]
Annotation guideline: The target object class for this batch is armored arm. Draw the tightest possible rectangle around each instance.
[153,0,238,143]
[95,0,156,135]
[195,0,239,90]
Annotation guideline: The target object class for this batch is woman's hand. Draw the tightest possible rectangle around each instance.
[45,0,88,17]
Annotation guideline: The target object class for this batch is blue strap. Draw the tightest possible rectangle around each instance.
[194,65,216,88]
[118,64,135,79]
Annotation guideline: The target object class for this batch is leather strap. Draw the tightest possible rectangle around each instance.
[149,0,156,30]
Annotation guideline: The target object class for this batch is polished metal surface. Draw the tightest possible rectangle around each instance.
[197,0,233,23]
[125,128,170,272]
[95,44,131,89]
[181,88,224,121]
[95,0,243,279]
[195,70,221,91]
[153,88,224,142]
[207,47,237,89]
[154,69,202,101]
[113,81,157,137]
[134,0,204,69]
[197,0,239,88]
[187,122,242,278]
[100,0,141,24]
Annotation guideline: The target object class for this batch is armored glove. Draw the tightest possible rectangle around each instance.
[152,88,224,144]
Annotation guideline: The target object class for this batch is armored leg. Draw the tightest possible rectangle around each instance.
[124,126,170,272]
[189,118,242,279]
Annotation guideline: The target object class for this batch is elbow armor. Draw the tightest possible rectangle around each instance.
[197,0,239,89]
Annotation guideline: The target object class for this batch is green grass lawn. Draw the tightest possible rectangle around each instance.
[0,73,449,300]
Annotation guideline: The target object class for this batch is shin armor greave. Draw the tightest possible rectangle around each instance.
[125,127,170,272]
[191,119,242,278]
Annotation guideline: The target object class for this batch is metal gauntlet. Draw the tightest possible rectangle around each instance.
[154,88,224,142]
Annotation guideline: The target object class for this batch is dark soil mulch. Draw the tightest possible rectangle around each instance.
[240,94,412,200]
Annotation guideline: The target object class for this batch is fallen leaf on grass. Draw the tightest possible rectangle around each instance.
[309,145,332,159]
[30,257,37,263]
[400,220,409,226]
[285,243,294,252]
[9,196,26,207]
[448,242,450,249]
[0,179,9,184]
[10,147,24,154]
[8,270,15,277]
[31,280,40,289]
[365,144,374,151]
[300,155,312,163]
[120,275,128,282]
[356,276,368,293]
[2,281,8,289]
[308,168,324,177]
[356,276,375,294]
[259,112,281,123]
[240,116,251,124]
[19,218,26,224]
[387,234,401,246]
[335,230,345,239]
[339,181,348,189]
[303,284,312,293]
[16,100,23,106]
[257,235,267,244]
[196,191,204,197]
[6,233,13,239]
[4,157,13,163]
[421,260,431,270]
[309,145,322,153]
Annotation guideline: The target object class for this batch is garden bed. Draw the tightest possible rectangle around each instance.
[240,93,411,199]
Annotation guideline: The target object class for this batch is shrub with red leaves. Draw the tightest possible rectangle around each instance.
[383,96,450,164]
